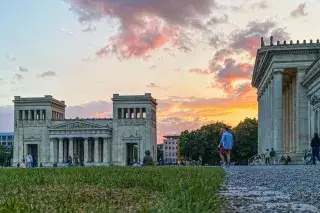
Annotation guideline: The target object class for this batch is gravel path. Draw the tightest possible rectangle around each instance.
[220,165,320,213]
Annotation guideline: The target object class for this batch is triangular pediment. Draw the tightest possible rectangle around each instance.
[50,120,110,130]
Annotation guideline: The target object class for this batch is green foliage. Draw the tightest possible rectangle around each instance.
[0,145,12,167]
[179,122,231,165]
[0,166,225,212]
[232,118,258,164]
[178,118,258,165]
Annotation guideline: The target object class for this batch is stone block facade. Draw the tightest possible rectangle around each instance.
[12,93,157,166]
[252,37,320,160]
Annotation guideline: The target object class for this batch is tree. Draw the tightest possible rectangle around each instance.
[0,145,12,167]
[179,122,232,165]
[232,118,258,164]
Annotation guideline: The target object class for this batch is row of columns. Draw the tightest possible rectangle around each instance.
[19,109,46,120]
[258,67,310,156]
[52,111,64,120]
[258,70,293,154]
[50,137,109,163]
[282,77,296,153]
[258,74,275,152]
[118,108,146,119]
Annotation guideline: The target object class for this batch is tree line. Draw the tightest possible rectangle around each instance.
[178,117,258,165]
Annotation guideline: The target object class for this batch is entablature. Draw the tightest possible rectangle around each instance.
[252,37,320,88]
[302,57,320,87]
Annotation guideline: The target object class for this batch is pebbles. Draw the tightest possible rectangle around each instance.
[220,165,320,212]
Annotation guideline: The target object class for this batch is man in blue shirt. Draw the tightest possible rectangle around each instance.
[219,127,234,166]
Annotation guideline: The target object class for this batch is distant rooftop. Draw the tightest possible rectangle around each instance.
[13,95,66,107]
[163,135,180,139]
[112,93,157,105]
[0,132,14,135]
[259,36,320,49]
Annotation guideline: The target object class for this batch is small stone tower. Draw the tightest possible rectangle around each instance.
[12,95,66,165]
[111,93,157,165]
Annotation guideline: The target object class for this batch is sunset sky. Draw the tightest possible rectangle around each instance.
[1,0,319,141]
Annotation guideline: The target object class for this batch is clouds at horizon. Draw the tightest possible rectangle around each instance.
[0,92,257,140]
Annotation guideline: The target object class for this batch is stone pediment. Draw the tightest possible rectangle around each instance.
[50,120,110,130]
[121,130,141,140]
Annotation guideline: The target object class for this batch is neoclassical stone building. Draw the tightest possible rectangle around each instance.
[252,37,320,159]
[13,93,157,166]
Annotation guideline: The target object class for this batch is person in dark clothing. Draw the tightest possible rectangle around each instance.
[311,133,320,164]
[142,150,155,166]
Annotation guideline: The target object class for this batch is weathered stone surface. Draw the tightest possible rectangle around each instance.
[12,94,157,167]
[252,41,320,160]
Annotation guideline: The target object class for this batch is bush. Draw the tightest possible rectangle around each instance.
[0,167,225,212]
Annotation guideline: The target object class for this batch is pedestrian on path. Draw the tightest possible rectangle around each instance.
[264,149,270,165]
[219,127,234,167]
[311,133,320,164]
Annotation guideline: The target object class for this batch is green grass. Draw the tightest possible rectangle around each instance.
[0,166,225,213]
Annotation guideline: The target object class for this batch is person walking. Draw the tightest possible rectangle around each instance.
[264,149,270,165]
[311,133,320,164]
[219,127,234,167]
[270,148,276,165]
[26,153,33,168]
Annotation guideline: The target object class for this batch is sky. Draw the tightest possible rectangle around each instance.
[0,0,319,142]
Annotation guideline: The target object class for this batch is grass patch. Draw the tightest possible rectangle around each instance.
[0,166,225,212]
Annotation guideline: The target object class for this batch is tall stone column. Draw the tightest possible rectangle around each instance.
[258,94,261,154]
[270,77,274,149]
[283,85,287,153]
[273,69,283,152]
[103,137,109,163]
[267,81,271,149]
[94,138,99,162]
[84,138,89,163]
[50,139,54,162]
[69,138,73,158]
[296,68,309,153]
[292,76,296,153]
[140,108,143,119]
[288,82,293,153]
[266,83,269,150]
[263,88,266,151]
[58,138,63,163]
[311,109,320,134]
[121,108,124,119]
[286,85,290,152]
[261,88,266,153]
[133,108,137,119]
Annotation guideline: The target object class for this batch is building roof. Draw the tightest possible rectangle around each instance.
[112,93,158,106]
[13,95,66,107]
[0,132,14,136]
[163,135,180,139]
[251,37,320,88]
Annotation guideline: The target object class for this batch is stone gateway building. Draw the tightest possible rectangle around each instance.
[252,37,320,159]
[12,93,157,166]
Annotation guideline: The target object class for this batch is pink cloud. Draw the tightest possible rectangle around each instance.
[67,0,218,59]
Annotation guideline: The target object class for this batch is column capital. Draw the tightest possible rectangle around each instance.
[296,66,309,71]
[273,68,284,74]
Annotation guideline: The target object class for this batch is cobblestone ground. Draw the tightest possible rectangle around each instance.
[220,165,320,213]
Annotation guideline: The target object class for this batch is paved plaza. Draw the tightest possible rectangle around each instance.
[221,165,320,213]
